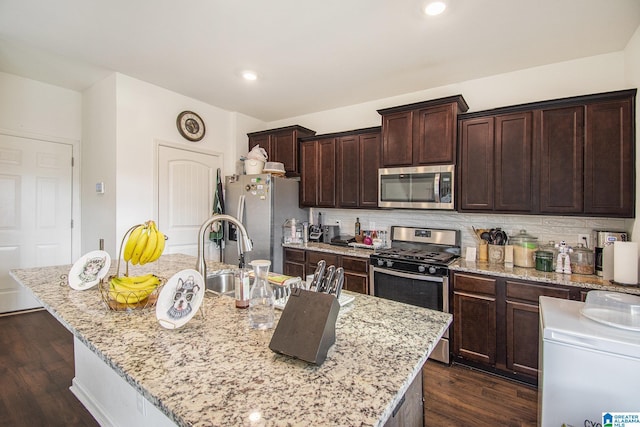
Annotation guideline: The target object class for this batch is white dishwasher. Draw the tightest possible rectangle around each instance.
[538,294,640,427]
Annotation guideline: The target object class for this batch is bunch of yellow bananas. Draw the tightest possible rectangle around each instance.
[109,274,161,304]
[123,221,167,265]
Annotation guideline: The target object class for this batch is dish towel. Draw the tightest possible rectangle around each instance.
[209,168,224,244]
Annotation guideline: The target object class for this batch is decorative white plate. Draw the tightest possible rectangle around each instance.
[68,250,111,290]
[156,269,205,329]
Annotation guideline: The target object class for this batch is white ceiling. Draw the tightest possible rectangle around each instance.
[1,0,639,122]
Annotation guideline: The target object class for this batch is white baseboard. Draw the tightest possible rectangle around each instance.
[70,378,114,427]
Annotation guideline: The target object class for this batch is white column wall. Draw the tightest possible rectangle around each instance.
[81,74,117,255]
[625,25,640,242]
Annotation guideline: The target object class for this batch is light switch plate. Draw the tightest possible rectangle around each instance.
[96,182,105,194]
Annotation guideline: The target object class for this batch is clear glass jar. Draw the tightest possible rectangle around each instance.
[535,251,554,272]
[249,259,274,329]
[570,243,595,275]
[282,219,303,244]
[540,241,558,270]
[510,230,539,268]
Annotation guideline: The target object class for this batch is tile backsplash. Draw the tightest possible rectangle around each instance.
[311,208,633,252]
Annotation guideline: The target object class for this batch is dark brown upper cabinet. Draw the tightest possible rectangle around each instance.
[378,95,469,167]
[248,125,315,176]
[584,98,634,216]
[538,106,584,213]
[301,127,381,209]
[299,137,336,207]
[337,129,381,208]
[336,134,360,208]
[458,89,636,217]
[458,117,494,210]
[459,112,533,212]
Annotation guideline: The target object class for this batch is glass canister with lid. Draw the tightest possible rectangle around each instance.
[539,241,559,270]
[282,218,303,244]
[570,243,595,275]
[534,251,555,272]
[510,229,539,268]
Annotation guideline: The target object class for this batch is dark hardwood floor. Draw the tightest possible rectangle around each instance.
[423,360,538,426]
[0,309,98,427]
[0,310,537,427]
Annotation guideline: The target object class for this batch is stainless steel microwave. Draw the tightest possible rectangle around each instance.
[378,165,454,209]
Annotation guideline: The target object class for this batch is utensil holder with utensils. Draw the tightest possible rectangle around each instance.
[488,244,505,264]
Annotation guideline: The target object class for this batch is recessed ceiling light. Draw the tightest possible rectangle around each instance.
[242,70,258,81]
[424,1,446,16]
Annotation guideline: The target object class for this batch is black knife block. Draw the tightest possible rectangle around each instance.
[269,288,340,365]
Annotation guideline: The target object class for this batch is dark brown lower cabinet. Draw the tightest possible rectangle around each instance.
[283,248,369,294]
[306,250,339,277]
[453,273,497,366]
[452,271,576,385]
[283,247,305,278]
[341,255,369,294]
[505,280,571,379]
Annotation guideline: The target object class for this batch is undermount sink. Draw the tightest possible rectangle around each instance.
[206,271,235,295]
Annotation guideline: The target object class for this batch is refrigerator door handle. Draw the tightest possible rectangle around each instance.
[236,195,246,256]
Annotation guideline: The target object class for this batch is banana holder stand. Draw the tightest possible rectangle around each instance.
[269,288,340,365]
[98,224,164,311]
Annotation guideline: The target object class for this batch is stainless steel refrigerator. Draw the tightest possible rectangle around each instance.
[224,174,307,273]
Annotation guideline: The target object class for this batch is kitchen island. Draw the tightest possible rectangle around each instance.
[10,253,451,427]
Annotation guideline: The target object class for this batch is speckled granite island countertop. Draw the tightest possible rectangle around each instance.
[10,253,451,427]
[451,259,640,296]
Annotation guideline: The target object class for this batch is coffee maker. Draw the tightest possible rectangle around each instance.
[592,230,628,278]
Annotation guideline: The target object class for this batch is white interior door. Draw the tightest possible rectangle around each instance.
[0,134,73,313]
[158,145,222,260]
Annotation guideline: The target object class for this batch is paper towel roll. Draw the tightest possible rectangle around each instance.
[614,241,638,285]
[602,244,615,281]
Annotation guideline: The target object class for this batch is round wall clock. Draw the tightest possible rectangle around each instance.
[176,111,206,142]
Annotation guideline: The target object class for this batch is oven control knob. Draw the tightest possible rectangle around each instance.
[377,259,385,267]
[428,266,437,275]
[418,265,426,273]
[385,260,394,268]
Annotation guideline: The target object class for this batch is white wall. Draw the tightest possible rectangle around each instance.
[81,74,117,255]
[265,52,626,134]
[80,73,266,256]
[0,71,83,260]
[0,71,82,139]
[261,51,635,253]
[625,25,640,243]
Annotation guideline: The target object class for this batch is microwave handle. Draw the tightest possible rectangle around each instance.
[434,173,440,202]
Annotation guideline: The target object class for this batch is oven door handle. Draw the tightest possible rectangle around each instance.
[370,266,444,282]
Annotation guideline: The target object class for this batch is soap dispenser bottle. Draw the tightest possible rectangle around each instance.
[234,264,250,309]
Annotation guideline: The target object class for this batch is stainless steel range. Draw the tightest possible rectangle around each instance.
[370,226,460,364]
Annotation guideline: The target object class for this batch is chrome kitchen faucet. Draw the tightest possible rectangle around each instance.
[196,214,253,279]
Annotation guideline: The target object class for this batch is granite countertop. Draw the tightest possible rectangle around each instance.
[451,259,640,296]
[11,253,451,427]
[283,242,376,259]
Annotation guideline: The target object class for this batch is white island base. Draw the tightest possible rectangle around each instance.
[71,337,176,427]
